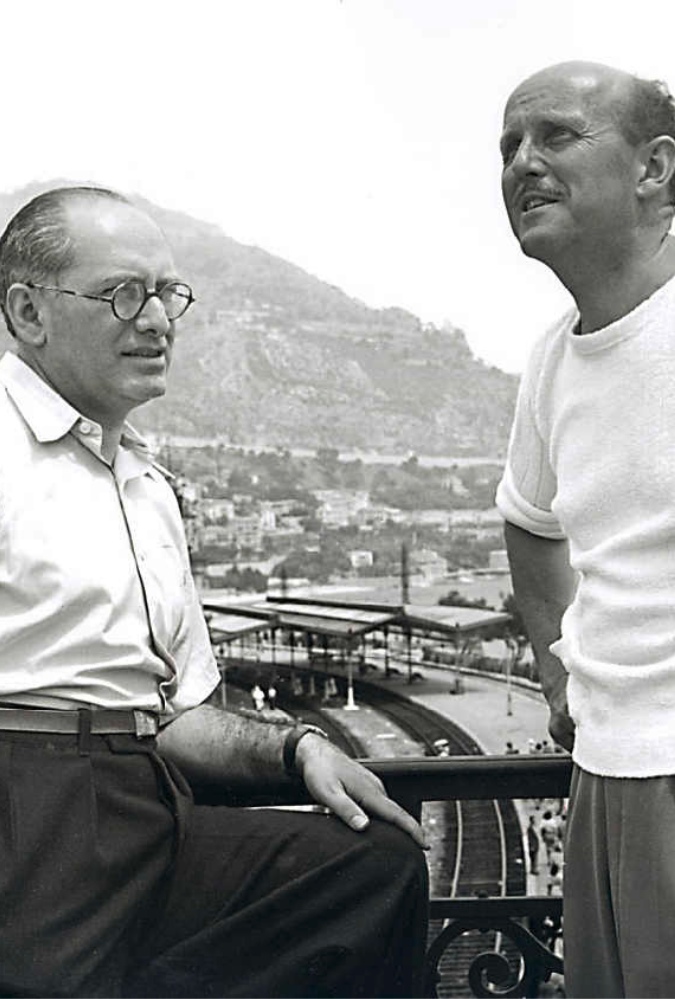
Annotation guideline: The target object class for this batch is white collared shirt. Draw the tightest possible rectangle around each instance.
[0,351,219,716]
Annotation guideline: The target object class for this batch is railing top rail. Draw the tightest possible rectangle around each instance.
[193,753,573,808]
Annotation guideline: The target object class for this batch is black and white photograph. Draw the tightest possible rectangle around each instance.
[1,1,675,995]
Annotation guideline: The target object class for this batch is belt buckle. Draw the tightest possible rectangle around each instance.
[133,710,158,738]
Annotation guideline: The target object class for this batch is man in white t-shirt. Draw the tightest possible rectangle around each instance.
[497,61,675,997]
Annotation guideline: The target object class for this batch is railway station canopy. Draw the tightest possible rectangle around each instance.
[202,605,278,645]
[401,603,510,638]
[202,595,509,646]
[204,598,397,642]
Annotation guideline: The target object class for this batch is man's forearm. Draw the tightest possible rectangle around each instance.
[504,520,576,705]
[157,702,428,845]
[157,703,293,785]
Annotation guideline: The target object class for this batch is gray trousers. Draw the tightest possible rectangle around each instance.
[565,764,675,998]
[0,730,428,998]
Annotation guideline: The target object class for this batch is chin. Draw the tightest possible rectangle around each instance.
[517,229,561,267]
[144,382,168,402]
[126,378,168,407]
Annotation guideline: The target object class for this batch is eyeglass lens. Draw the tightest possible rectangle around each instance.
[112,280,192,321]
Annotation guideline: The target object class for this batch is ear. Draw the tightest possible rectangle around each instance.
[5,284,48,346]
[636,135,675,202]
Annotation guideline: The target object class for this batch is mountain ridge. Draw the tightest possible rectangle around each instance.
[0,182,518,456]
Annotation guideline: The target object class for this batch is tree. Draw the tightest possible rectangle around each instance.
[221,567,267,593]
[500,592,532,676]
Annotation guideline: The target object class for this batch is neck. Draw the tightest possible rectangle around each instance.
[100,426,124,463]
[561,232,675,334]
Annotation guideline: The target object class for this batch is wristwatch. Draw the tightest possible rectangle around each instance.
[283,724,330,775]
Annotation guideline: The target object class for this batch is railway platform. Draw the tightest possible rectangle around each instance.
[371,664,552,757]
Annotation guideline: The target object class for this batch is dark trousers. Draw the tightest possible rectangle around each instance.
[564,765,675,998]
[0,731,428,998]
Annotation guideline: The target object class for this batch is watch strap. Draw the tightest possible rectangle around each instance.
[283,724,329,775]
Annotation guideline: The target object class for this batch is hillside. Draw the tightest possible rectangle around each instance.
[0,183,518,456]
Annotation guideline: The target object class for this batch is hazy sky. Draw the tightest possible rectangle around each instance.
[4,0,675,372]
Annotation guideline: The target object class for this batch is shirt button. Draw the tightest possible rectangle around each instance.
[79,420,93,435]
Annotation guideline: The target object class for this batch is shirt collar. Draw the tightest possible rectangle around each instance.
[0,352,154,466]
[0,351,81,442]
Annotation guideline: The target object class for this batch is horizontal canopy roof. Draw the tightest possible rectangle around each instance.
[265,596,509,636]
[263,600,395,638]
[202,598,395,640]
[402,604,510,636]
[201,596,509,643]
[202,605,278,644]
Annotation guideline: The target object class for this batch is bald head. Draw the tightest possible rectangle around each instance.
[509,61,633,112]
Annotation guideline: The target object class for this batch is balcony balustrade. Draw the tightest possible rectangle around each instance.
[194,752,572,998]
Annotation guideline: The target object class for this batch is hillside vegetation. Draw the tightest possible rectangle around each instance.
[0,183,518,456]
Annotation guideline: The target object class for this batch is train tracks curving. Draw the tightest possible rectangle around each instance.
[349,677,525,896]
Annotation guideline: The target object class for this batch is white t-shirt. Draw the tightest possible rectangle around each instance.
[497,276,675,777]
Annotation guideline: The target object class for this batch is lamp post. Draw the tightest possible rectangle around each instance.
[506,648,514,717]
[344,631,359,711]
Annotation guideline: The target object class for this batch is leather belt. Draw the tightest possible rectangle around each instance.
[0,708,159,737]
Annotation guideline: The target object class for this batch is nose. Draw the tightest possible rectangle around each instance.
[506,134,546,178]
[134,293,171,338]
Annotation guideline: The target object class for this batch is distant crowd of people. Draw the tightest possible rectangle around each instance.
[504,738,567,896]
[527,806,566,896]
[504,737,567,755]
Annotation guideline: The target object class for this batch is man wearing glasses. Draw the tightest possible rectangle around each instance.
[0,186,428,998]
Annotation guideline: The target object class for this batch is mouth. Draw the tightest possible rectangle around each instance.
[520,191,561,214]
[123,347,167,360]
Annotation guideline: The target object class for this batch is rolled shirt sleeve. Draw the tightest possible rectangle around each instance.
[496,322,568,541]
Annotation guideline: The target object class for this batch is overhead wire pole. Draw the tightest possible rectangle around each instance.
[401,542,413,684]
[400,541,410,605]
[406,625,413,685]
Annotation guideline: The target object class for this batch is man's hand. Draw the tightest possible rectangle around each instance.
[547,671,575,752]
[295,734,428,849]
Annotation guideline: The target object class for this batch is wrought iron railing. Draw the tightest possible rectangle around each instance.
[194,753,572,998]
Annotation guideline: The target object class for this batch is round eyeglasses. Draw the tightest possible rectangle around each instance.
[26,278,195,322]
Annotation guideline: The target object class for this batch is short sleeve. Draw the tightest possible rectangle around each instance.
[496,329,566,540]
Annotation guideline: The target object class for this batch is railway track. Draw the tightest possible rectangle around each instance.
[352,678,529,996]
[350,677,525,892]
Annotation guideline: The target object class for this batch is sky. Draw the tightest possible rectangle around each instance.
[3,0,675,372]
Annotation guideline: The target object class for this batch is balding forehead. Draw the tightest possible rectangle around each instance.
[507,61,632,109]
[504,63,635,131]
[59,198,175,280]
[64,198,163,238]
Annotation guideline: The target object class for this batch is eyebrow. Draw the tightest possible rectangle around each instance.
[500,110,588,150]
[90,272,180,291]
[502,109,588,136]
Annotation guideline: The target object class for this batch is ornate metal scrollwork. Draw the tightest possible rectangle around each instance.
[424,916,564,998]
